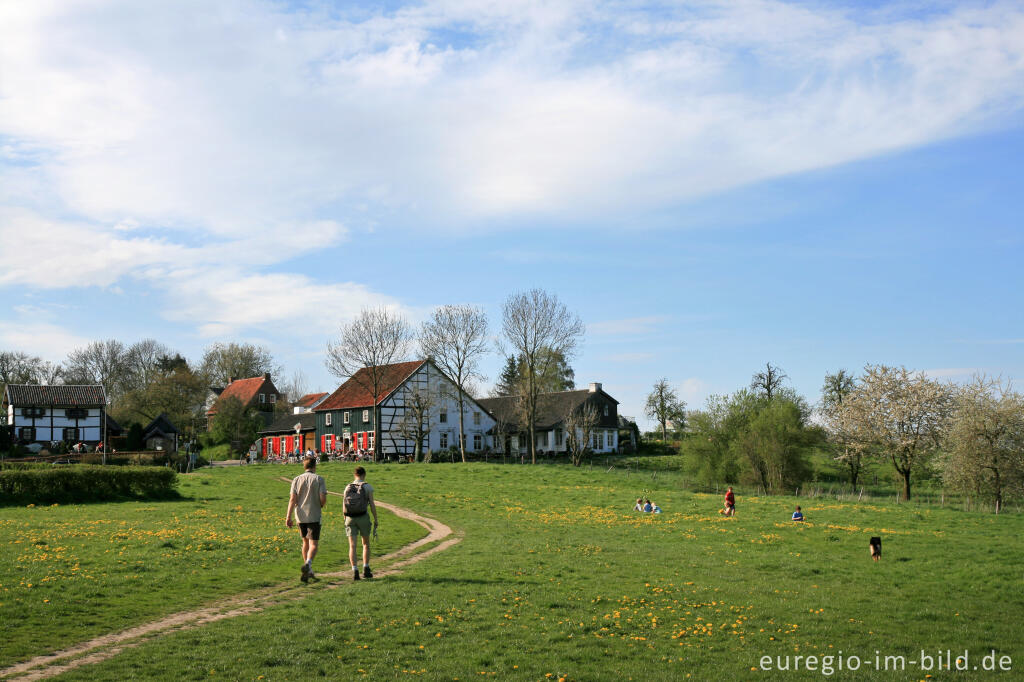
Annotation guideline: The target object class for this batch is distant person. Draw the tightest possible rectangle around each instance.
[643,498,653,513]
[633,497,644,512]
[722,487,736,517]
[344,466,378,581]
[285,456,327,583]
[792,506,804,521]
[869,537,882,562]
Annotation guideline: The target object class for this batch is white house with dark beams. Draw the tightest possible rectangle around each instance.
[4,385,109,447]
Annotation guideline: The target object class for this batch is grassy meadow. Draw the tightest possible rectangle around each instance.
[2,460,1022,680]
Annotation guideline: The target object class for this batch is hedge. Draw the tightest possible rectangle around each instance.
[0,466,179,505]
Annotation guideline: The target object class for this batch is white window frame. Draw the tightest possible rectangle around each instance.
[362,409,370,422]
[343,411,350,424]
[439,432,449,449]
[259,393,266,403]
[473,434,482,450]
[325,413,332,426]
[270,394,276,403]
[473,412,481,425]
[598,432,605,449]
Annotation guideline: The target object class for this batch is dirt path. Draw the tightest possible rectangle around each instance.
[0,483,459,681]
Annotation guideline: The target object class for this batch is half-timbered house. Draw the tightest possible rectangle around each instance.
[314,360,496,458]
[4,384,109,448]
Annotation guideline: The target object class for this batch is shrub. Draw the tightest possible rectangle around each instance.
[0,466,179,505]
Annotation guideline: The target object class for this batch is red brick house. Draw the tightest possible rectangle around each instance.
[206,373,281,430]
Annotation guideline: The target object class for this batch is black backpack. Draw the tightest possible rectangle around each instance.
[344,482,369,516]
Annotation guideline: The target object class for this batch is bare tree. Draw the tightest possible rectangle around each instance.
[420,304,489,463]
[944,375,1024,513]
[64,340,130,402]
[564,402,599,467]
[325,307,413,461]
[820,369,861,486]
[839,365,953,501]
[644,378,687,440]
[33,360,63,385]
[751,363,788,401]
[124,339,172,392]
[0,351,43,387]
[278,369,310,406]
[395,381,436,462]
[199,342,282,387]
[500,289,585,464]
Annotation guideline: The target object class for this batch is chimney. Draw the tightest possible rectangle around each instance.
[264,372,271,381]
[589,382,602,393]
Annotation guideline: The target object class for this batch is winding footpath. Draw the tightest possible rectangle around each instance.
[0,481,459,681]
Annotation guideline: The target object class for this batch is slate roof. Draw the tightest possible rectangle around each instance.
[295,392,328,408]
[260,412,317,435]
[478,388,619,432]
[143,413,180,438]
[207,375,273,415]
[315,360,426,411]
[4,384,106,406]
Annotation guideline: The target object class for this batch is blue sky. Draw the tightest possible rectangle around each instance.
[1,0,1022,427]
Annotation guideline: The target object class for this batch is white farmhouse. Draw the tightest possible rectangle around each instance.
[4,385,109,447]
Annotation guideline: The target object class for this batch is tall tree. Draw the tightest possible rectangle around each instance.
[944,375,1024,513]
[563,401,599,467]
[325,307,413,461]
[199,342,281,387]
[820,369,861,486]
[839,365,953,501]
[420,304,489,463]
[500,289,585,464]
[644,378,687,440]
[492,349,574,397]
[0,351,43,387]
[493,356,522,397]
[123,339,172,393]
[64,340,130,403]
[394,381,436,462]
[751,362,788,401]
[209,396,265,454]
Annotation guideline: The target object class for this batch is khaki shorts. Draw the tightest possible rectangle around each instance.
[345,513,371,538]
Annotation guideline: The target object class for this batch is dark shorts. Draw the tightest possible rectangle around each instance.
[299,522,321,541]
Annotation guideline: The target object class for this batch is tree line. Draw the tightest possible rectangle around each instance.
[652,363,1023,510]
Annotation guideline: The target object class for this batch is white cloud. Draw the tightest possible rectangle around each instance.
[0,319,91,362]
[588,316,669,336]
[2,0,1024,338]
[922,367,981,379]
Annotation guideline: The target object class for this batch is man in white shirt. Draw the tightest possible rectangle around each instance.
[285,456,327,582]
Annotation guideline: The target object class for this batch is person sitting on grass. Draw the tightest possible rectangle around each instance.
[791,506,804,522]
[634,497,644,512]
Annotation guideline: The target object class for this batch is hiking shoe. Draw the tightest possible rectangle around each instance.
[308,570,316,581]
[363,566,373,579]
[353,569,361,581]
[301,563,310,583]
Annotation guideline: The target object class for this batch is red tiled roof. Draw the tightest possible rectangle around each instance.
[295,392,328,408]
[316,360,425,411]
[207,375,271,415]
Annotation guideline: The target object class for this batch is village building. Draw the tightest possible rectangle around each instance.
[314,359,496,458]
[4,384,111,448]
[257,412,317,457]
[205,373,281,430]
[477,382,621,456]
[291,392,328,414]
[142,413,180,452]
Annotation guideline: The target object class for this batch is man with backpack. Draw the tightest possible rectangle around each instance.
[285,456,327,583]
[344,466,378,580]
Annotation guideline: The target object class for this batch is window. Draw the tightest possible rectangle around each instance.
[325,413,332,426]
[259,393,266,403]
[19,427,35,441]
[362,409,370,423]
[439,433,449,449]
[368,433,374,450]
[473,412,481,426]
[343,411,350,424]
[604,405,609,417]
[269,394,276,403]
[439,411,447,423]
[473,434,482,450]
[66,408,88,419]
[555,429,564,446]
[537,431,548,447]
[590,432,596,448]
[598,432,605,449]
[23,407,44,418]
[63,427,79,442]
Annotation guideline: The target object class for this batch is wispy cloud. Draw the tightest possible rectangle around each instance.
[588,316,669,336]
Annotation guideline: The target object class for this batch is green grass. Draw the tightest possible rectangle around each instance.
[4,461,1023,680]
[0,464,424,666]
[200,443,235,461]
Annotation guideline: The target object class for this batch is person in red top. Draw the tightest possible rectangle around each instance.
[723,486,736,517]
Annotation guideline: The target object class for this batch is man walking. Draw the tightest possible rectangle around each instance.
[343,466,378,580]
[285,456,327,582]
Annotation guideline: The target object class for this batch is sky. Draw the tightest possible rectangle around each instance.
[1,0,1022,429]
